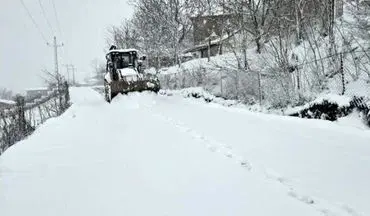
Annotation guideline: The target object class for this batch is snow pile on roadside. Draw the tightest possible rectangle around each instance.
[159,88,283,114]
[160,87,369,129]
[314,94,352,107]
[160,87,240,107]
[337,111,370,130]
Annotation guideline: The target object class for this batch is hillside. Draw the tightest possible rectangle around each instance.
[153,3,370,127]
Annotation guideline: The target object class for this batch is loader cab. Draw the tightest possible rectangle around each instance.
[106,49,138,69]
[106,49,147,74]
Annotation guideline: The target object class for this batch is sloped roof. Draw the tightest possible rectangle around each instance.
[0,99,16,105]
[25,87,49,91]
[183,29,241,53]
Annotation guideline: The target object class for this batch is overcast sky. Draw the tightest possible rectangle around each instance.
[0,0,134,93]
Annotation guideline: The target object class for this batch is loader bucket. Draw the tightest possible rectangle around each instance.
[104,75,160,103]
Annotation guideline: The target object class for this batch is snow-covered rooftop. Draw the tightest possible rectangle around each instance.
[0,99,16,105]
[183,29,241,53]
[25,87,49,91]
[106,48,139,55]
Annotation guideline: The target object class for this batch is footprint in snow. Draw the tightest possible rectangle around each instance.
[225,152,233,158]
[207,145,218,152]
[240,161,252,170]
[288,191,315,205]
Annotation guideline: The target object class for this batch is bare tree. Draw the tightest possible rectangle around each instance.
[0,88,14,100]
[106,19,141,50]
[40,68,67,115]
[230,0,275,54]
[133,0,194,65]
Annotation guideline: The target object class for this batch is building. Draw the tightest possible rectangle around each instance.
[0,99,16,110]
[185,14,238,58]
[191,14,237,46]
[25,87,49,100]
[184,0,344,58]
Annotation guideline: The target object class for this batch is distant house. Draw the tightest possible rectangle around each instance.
[0,99,16,110]
[184,14,239,58]
[25,87,49,100]
[184,0,344,59]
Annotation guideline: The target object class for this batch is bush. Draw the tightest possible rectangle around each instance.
[289,95,370,126]
[290,100,351,121]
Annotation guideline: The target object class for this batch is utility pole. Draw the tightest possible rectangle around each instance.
[64,64,71,84]
[340,53,345,95]
[47,36,64,115]
[258,71,262,106]
[47,36,64,85]
[328,0,336,57]
[64,64,76,86]
[71,65,76,85]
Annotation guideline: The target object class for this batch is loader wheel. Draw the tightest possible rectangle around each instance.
[104,80,112,103]
[152,87,160,94]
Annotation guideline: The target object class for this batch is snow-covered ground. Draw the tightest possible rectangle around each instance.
[1,87,370,216]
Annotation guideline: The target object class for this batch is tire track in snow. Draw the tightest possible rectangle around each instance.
[141,98,362,216]
[147,107,252,171]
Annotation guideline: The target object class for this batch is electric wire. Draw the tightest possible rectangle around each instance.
[50,0,63,38]
[19,0,48,43]
[294,48,370,68]
[38,0,55,36]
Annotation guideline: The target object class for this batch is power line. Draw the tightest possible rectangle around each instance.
[295,48,369,68]
[19,0,48,43]
[38,0,55,35]
[50,0,62,38]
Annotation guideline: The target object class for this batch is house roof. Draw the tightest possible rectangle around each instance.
[25,87,49,91]
[0,99,16,105]
[188,5,229,18]
[182,40,222,53]
[183,29,241,53]
[190,13,233,20]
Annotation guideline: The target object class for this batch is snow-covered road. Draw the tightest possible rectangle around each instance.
[1,87,369,216]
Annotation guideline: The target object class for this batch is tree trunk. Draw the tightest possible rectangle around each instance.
[256,35,262,54]
[208,38,211,62]
[258,71,262,105]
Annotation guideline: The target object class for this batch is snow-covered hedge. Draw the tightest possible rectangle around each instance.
[288,94,370,126]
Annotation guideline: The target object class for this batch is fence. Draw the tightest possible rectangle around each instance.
[0,82,70,155]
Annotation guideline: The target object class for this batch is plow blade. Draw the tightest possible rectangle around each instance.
[104,76,160,103]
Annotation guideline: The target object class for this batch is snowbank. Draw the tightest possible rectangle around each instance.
[160,88,241,107]
[160,87,369,129]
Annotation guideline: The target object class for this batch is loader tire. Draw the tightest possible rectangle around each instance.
[104,80,112,103]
